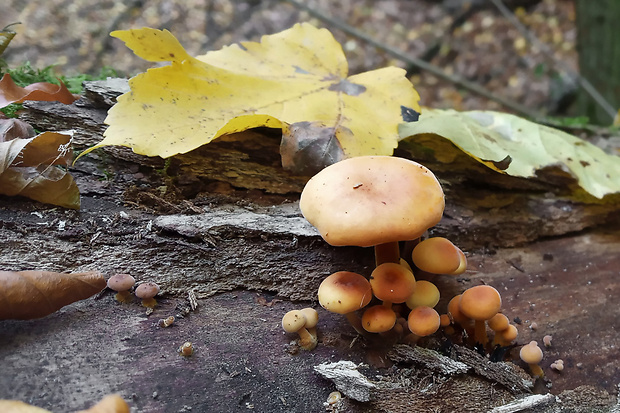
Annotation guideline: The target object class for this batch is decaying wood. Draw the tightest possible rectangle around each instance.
[1,79,619,412]
[19,79,620,249]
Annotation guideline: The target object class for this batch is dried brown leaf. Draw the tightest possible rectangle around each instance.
[0,270,106,320]
[0,130,80,209]
[0,118,36,142]
[0,73,78,108]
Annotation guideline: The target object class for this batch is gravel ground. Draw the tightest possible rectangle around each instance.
[2,0,578,116]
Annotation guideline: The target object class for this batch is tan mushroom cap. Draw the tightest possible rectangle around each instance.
[405,280,440,309]
[299,156,445,247]
[318,271,372,314]
[107,273,135,292]
[407,306,441,337]
[370,263,417,304]
[361,304,397,333]
[135,282,160,299]
[299,308,319,329]
[282,310,307,333]
[488,313,510,332]
[411,237,463,275]
[459,285,502,321]
[520,341,543,364]
[501,324,519,343]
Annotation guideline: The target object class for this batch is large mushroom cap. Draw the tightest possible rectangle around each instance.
[299,156,444,247]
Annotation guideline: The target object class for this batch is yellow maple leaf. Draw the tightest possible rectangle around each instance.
[78,24,420,163]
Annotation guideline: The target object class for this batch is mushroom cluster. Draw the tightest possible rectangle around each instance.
[106,274,160,309]
[293,155,519,361]
[282,308,319,350]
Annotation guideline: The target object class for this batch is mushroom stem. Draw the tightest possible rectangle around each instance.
[344,312,367,335]
[374,242,401,266]
[529,364,544,378]
[297,327,318,350]
[474,320,489,345]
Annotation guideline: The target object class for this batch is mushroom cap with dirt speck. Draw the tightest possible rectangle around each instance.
[135,282,160,299]
[370,262,417,304]
[408,306,441,337]
[361,304,397,333]
[107,273,135,292]
[318,271,372,314]
[299,156,444,247]
[282,310,307,333]
[459,285,502,321]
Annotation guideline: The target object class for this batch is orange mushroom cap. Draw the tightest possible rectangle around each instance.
[450,248,468,275]
[488,313,510,332]
[405,280,440,309]
[318,271,372,314]
[447,294,471,326]
[501,324,519,343]
[459,285,502,321]
[361,304,397,333]
[299,156,444,247]
[407,306,441,337]
[370,263,416,304]
[411,237,463,274]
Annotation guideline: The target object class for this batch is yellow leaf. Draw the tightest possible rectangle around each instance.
[79,24,419,163]
[399,109,620,199]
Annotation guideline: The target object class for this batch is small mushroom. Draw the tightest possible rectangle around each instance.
[406,306,440,345]
[282,309,318,350]
[411,237,466,275]
[498,324,519,346]
[317,271,372,335]
[299,307,319,340]
[550,359,564,372]
[520,340,544,378]
[369,263,417,308]
[178,341,193,357]
[135,282,160,308]
[107,273,135,303]
[299,156,444,266]
[459,285,502,345]
[447,294,474,336]
[405,280,440,310]
[361,304,397,333]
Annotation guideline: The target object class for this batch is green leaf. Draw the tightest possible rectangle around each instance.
[398,109,620,199]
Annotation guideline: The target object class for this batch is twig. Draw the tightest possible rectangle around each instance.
[490,0,617,120]
[283,0,545,121]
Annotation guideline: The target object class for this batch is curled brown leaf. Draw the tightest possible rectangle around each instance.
[0,270,106,320]
[0,73,78,108]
